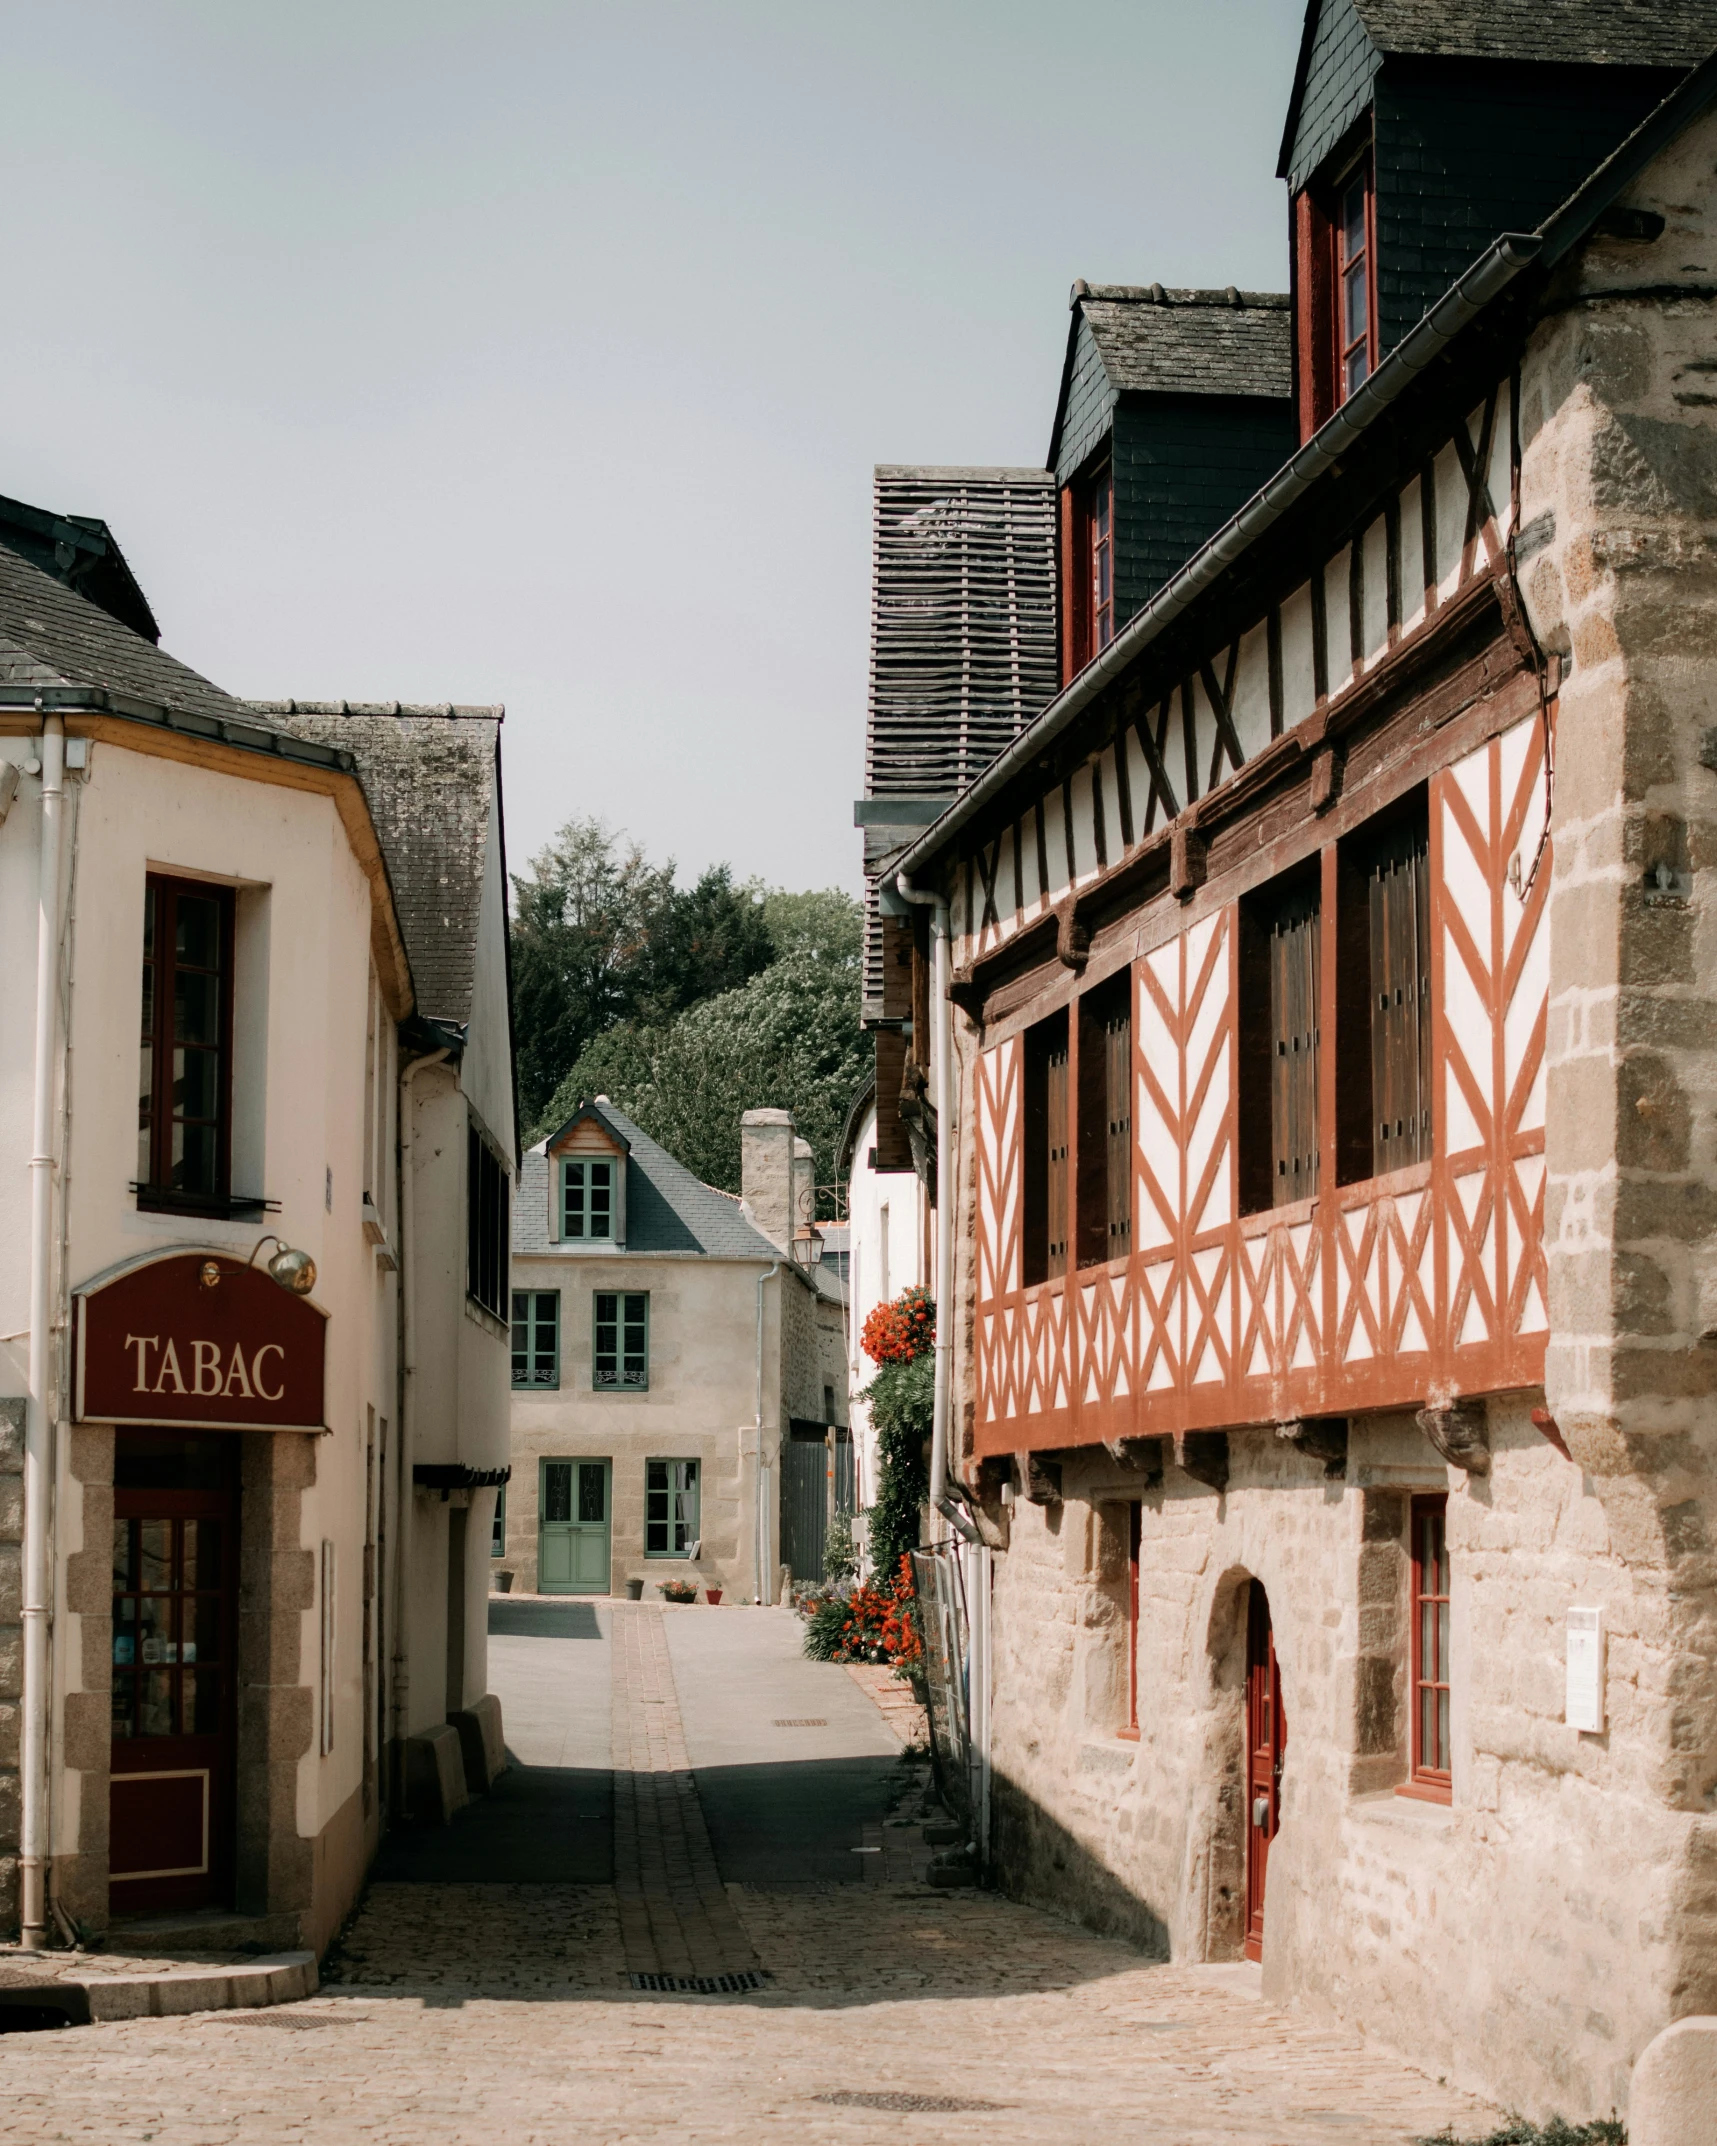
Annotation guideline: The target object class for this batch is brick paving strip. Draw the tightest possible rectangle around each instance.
[610,1601,762,1984]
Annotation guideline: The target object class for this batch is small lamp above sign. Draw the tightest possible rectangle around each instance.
[198,1235,318,1297]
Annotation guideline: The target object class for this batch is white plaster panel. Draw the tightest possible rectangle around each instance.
[1279,580,1317,729]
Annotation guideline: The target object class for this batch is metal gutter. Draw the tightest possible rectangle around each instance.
[0,684,356,773]
[895,233,1542,881]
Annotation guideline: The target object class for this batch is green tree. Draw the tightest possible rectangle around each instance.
[510,821,774,1128]
[536,901,870,1198]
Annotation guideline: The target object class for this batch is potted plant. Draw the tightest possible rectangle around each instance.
[658,1578,698,1604]
[705,1586,724,1606]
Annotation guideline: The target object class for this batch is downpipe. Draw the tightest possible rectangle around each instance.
[894,870,990,1873]
[20,719,66,1949]
[753,1261,782,1603]
[391,1046,449,1819]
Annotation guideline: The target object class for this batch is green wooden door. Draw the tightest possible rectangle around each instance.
[539,1459,611,1593]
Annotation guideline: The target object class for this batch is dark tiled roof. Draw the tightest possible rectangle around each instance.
[253,700,502,1028]
[0,492,159,642]
[515,1101,783,1261]
[1076,288,1293,401]
[1354,0,1717,66]
[0,540,275,732]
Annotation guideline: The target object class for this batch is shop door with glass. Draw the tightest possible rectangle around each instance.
[110,1432,240,1916]
[539,1459,611,1593]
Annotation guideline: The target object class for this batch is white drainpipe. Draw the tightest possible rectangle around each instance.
[753,1260,781,1603]
[20,718,66,1950]
[894,869,990,1865]
[391,1046,448,1812]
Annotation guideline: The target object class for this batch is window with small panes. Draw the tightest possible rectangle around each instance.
[1406,1494,1452,1801]
[136,875,235,1215]
[511,1290,560,1388]
[594,1291,649,1391]
[562,1157,616,1241]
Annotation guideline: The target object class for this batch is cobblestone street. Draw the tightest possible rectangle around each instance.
[1,1604,1502,2145]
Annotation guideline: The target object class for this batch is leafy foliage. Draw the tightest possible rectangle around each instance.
[510,817,774,1128]
[858,1287,936,1584]
[861,1285,935,1366]
[1415,2120,1625,2146]
[535,926,870,1200]
[797,1556,921,1669]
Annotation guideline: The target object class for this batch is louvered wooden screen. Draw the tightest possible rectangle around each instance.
[1270,896,1320,1201]
[1105,1002,1132,1258]
[1368,817,1432,1174]
[866,467,1060,799]
[1044,1041,1070,1278]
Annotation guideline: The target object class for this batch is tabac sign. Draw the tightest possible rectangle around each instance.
[75,1251,327,1432]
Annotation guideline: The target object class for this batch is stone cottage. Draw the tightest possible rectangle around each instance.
[503,1104,846,1601]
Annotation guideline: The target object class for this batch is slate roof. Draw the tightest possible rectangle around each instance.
[1353,0,1717,67]
[0,492,159,643]
[1076,287,1293,402]
[253,700,503,1030]
[0,539,288,737]
[514,1101,785,1262]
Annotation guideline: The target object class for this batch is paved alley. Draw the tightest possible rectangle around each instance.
[1,1602,1502,2146]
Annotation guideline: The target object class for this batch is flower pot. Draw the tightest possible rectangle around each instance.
[494,1569,515,1594]
[625,1577,644,1601]
[705,1588,723,1606]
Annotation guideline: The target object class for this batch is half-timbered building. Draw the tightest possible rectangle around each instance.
[881,5,1717,2123]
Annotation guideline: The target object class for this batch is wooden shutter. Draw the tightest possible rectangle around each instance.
[1368,818,1431,1173]
[1045,1041,1070,1277]
[872,1027,914,1173]
[1270,898,1320,1201]
[1105,1001,1131,1256]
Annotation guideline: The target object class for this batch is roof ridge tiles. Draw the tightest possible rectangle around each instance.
[1076,283,1291,309]
[247,698,504,721]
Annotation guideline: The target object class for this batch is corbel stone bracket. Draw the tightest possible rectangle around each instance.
[1173,1430,1229,1493]
[1416,1400,1490,1475]
[1022,1451,1063,1506]
[1054,900,1089,973]
[1309,743,1345,815]
[1103,1434,1165,1488]
[1276,1416,1348,1479]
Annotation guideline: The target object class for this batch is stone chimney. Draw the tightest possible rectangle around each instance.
[740,1108,796,1253]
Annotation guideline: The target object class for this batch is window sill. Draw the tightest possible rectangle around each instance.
[511,1383,562,1395]
[133,1187,278,1221]
[1350,1786,1456,1829]
[1396,1776,1452,1807]
[465,1296,509,1343]
[1335,1158,1433,1208]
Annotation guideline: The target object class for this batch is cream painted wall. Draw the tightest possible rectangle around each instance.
[0,730,402,1920]
[843,1101,929,1506]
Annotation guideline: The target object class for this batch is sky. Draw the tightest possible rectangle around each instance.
[2,2,1306,897]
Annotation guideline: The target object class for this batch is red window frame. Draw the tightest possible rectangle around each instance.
[1335,157,1377,403]
[1403,1492,1451,1802]
[1119,1499,1142,1740]
[1059,460,1114,681]
[137,873,236,1217]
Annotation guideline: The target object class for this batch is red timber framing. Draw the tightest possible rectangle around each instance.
[965,382,1550,1461]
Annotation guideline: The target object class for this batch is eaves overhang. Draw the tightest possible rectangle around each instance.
[0,681,356,772]
[897,41,1717,886]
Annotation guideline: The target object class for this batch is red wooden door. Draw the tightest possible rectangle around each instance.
[110,1433,240,1917]
[1243,1580,1286,1962]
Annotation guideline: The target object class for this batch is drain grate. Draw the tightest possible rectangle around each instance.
[628,1970,762,1993]
[772,1718,828,1727]
[815,2091,1009,2113]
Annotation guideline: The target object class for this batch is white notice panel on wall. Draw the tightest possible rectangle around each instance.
[1566,1607,1604,1733]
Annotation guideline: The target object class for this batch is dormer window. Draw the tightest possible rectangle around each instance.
[562,1158,615,1241]
[1337,160,1375,399]
[1087,465,1114,654]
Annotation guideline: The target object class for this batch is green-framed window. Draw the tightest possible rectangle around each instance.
[646,1458,699,1556]
[593,1291,648,1391]
[562,1158,615,1241]
[512,1290,560,1388]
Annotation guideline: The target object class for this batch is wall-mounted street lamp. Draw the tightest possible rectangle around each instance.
[791,1221,824,1270]
[198,1233,318,1297]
